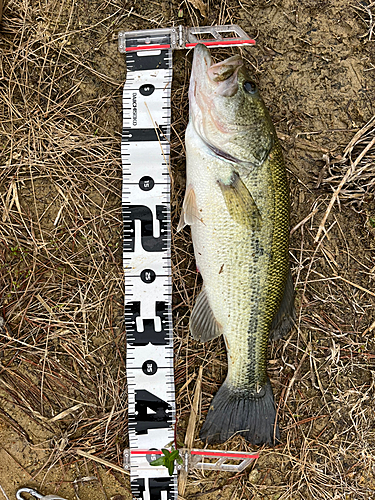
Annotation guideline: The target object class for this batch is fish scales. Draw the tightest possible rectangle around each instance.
[180,44,294,445]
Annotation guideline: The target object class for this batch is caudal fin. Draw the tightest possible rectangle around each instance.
[200,379,279,445]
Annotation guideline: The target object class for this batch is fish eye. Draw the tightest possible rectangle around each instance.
[243,81,257,94]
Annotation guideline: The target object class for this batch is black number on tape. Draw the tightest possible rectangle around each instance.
[123,205,168,252]
[131,478,174,500]
[139,84,155,96]
[131,479,145,499]
[140,269,156,283]
[126,301,169,346]
[139,176,155,191]
[126,49,170,71]
[142,360,158,375]
[133,390,172,434]
[149,478,174,500]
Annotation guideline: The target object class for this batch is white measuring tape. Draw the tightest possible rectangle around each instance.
[120,26,258,500]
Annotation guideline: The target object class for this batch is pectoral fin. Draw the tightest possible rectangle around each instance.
[177,184,200,232]
[190,286,223,342]
[218,171,261,230]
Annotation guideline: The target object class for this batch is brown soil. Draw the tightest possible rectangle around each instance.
[1,0,375,499]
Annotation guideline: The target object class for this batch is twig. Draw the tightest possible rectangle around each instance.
[76,450,129,475]
[290,209,318,235]
[283,347,310,408]
[337,276,375,299]
[0,485,10,500]
[178,366,203,497]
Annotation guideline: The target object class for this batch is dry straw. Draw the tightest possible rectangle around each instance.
[0,0,375,498]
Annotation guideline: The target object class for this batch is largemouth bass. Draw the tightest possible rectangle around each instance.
[178,44,294,445]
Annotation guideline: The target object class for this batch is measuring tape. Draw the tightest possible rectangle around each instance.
[120,26,257,500]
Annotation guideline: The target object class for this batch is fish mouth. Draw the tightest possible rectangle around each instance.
[190,44,243,97]
[208,53,243,85]
[189,44,247,163]
[189,44,244,135]
[189,45,274,169]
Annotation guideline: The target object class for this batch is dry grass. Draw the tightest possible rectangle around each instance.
[322,116,375,208]
[0,0,128,472]
[1,0,375,499]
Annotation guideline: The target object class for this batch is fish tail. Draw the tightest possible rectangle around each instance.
[200,378,279,445]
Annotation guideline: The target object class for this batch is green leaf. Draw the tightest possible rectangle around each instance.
[150,457,165,467]
[169,449,179,460]
[150,447,182,475]
[168,461,174,475]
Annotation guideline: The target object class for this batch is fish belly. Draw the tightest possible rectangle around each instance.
[186,123,274,390]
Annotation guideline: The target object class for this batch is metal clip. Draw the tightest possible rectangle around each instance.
[118,24,255,53]
[186,449,258,472]
[123,448,258,473]
[184,25,255,49]
[16,488,68,500]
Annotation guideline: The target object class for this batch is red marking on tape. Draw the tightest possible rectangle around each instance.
[131,450,163,455]
[130,450,258,459]
[125,44,171,52]
[186,39,256,47]
[124,39,256,52]
[191,450,259,459]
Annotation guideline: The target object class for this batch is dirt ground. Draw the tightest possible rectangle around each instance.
[1,0,375,499]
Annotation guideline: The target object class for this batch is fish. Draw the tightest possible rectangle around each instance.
[178,44,295,445]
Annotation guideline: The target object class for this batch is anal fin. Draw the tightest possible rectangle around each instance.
[218,171,261,230]
[270,267,295,340]
[190,286,223,342]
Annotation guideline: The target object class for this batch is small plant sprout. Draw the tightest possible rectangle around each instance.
[150,447,183,476]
